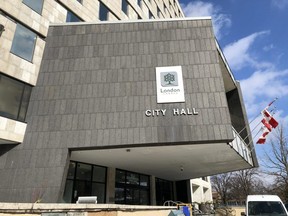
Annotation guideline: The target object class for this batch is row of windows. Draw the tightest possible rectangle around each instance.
[0,73,32,122]
[22,0,182,21]
[63,161,174,205]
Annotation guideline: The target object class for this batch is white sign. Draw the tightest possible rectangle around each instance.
[156,66,185,103]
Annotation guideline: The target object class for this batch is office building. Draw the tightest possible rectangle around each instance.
[0,0,257,204]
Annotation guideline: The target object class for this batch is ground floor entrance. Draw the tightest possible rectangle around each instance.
[62,160,181,205]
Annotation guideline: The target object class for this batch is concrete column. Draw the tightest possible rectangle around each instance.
[106,167,115,204]
[150,176,156,205]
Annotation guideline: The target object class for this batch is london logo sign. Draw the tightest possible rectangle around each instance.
[156,66,185,103]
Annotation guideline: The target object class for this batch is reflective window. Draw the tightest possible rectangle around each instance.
[63,161,106,203]
[122,0,128,15]
[66,10,82,22]
[99,2,109,21]
[156,178,173,205]
[115,169,150,205]
[76,163,91,181]
[0,73,32,121]
[149,11,154,19]
[22,0,44,14]
[11,24,36,62]
[137,0,141,7]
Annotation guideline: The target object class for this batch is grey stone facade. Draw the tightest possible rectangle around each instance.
[0,18,255,203]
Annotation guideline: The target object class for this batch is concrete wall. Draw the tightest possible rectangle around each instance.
[0,18,235,203]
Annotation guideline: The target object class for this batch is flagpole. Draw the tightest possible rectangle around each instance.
[237,98,278,136]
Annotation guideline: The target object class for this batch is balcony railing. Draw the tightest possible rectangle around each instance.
[229,127,254,166]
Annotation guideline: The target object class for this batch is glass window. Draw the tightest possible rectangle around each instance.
[115,169,150,205]
[63,161,107,203]
[122,0,128,15]
[11,24,36,62]
[157,7,161,18]
[63,180,73,203]
[116,170,126,184]
[126,172,139,185]
[92,165,106,182]
[66,10,82,22]
[22,0,44,14]
[92,182,106,203]
[140,175,149,187]
[67,162,76,179]
[156,178,174,205]
[0,73,32,121]
[76,163,91,181]
[99,2,109,21]
[76,0,82,3]
[149,11,154,19]
[137,0,141,7]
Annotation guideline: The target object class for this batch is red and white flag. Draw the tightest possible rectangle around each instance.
[261,118,272,132]
[256,136,266,144]
[262,109,278,128]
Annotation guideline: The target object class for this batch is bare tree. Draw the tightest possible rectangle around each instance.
[262,124,288,202]
[211,173,233,205]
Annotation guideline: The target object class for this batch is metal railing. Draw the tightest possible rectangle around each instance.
[229,127,253,166]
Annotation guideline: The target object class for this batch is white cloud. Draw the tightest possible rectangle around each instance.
[240,69,288,117]
[180,1,231,39]
[271,0,288,9]
[223,31,271,70]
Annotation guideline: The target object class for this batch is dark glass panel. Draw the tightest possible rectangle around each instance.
[18,85,32,121]
[140,189,149,205]
[23,0,44,14]
[74,180,92,200]
[63,180,73,203]
[126,188,139,205]
[0,74,23,120]
[67,162,76,179]
[140,175,149,187]
[99,2,109,21]
[126,172,139,185]
[116,170,125,184]
[11,24,36,62]
[137,0,141,7]
[92,165,106,182]
[76,163,91,181]
[115,187,125,204]
[66,10,82,22]
[91,183,105,203]
[122,0,128,15]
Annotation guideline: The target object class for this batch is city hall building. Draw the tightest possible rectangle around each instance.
[0,0,257,205]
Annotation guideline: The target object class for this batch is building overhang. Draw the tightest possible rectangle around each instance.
[0,116,26,145]
[71,139,253,181]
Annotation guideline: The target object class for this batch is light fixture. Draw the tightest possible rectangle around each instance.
[0,24,5,37]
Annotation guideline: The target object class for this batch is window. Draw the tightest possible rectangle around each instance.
[63,161,107,203]
[66,9,82,22]
[115,169,150,205]
[137,0,141,7]
[148,11,154,19]
[122,0,128,15]
[0,73,32,122]
[157,6,161,18]
[22,0,44,14]
[156,178,174,205]
[99,2,109,21]
[11,24,36,62]
[76,0,82,3]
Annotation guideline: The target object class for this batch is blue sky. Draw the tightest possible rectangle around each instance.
[179,0,288,170]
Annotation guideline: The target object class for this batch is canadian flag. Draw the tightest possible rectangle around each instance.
[256,136,266,144]
[261,118,272,132]
[262,109,278,128]
[256,128,270,144]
